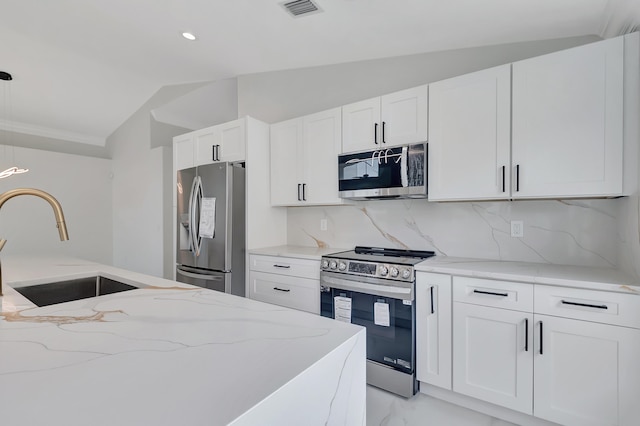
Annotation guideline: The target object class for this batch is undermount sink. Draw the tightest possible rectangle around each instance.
[14,276,137,307]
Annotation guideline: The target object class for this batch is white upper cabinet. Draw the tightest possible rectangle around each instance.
[270,107,343,206]
[195,119,246,165]
[511,36,624,198]
[428,65,511,201]
[270,118,303,206]
[173,118,247,171]
[341,85,428,153]
[173,133,196,172]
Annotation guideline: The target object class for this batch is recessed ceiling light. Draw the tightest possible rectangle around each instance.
[182,32,197,41]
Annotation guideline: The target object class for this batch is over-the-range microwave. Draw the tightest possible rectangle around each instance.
[338,143,427,200]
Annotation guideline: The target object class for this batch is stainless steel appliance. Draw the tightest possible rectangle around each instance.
[338,143,427,200]
[176,162,245,296]
[320,246,435,398]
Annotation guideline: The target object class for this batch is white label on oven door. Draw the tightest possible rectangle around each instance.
[334,296,352,323]
[374,302,390,327]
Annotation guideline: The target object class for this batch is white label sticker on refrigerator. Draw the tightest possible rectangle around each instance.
[199,197,216,238]
[374,302,390,327]
[334,296,352,323]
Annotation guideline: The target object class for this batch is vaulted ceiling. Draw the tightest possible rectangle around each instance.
[0,0,637,148]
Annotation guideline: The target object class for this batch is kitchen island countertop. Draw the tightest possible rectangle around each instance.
[0,255,366,425]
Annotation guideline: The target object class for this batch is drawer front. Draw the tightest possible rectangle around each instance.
[249,271,319,314]
[453,276,533,312]
[249,255,320,279]
[535,285,640,329]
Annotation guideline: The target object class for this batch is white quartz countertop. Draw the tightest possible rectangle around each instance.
[416,256,640,294]
[249,245,351,260]
[0,256,365,425]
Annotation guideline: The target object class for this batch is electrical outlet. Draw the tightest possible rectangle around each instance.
[320,219,328,231]
[511,220,524,238]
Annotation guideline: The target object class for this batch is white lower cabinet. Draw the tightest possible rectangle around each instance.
[248,254,320,314]
[418,274,640,426]
[452,277,534,414]
[416,272,452,390]
[453,302,533,414]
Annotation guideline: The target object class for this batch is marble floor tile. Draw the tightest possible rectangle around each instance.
[367,386,517,426]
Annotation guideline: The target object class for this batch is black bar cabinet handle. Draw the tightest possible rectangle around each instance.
[430,286,435,314]
[561,300,608,310]
[374,123,378,144]
[524,318,529,352]
[539,321,543,355]
[502,166,506,192]
[473,289,508,297]
[382,121,386,143]
[302,183,307,201]
[516,164,520,192]
[297,184,302,201]
[273,287,291,292]
[273,264,291,269]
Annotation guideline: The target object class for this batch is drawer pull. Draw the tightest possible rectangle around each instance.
[430,286,435,314]
[539,321,543,355]
[561,300,608,310]
[524,318,529,352]
[473,289,508,297]
[273,287,291,292]
[273,264,291,269]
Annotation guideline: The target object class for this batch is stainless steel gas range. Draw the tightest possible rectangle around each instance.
[320,246,435,398]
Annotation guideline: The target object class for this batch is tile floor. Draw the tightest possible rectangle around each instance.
[367,386,518,426]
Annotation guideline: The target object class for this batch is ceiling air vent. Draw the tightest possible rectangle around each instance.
[281,0,322,17]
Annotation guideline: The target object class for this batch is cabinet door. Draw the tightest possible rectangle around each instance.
[302,107,342,204]
[512,37,624,198]
[173,133,195,171]
[248,271,320,314]
[429,65,511,201]
[534,314,640,426]
[194,127,217,166]
[270,118,303,206]
[380,85,428,147]
[453,302,533,414]
[416,272,452,390]
[341,97,381,153]
[217,119,246,162]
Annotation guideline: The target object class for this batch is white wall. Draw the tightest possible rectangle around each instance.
[238,35,599,124]
[107,82,211,278]
[0,144,112,263]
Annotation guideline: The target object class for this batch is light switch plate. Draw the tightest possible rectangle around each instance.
[320,219,328,231]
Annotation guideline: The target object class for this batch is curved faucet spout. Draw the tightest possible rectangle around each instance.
[0,188,69,296]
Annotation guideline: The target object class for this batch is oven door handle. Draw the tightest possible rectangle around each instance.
[321,275,413,300]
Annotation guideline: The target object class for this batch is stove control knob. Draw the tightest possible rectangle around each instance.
[329,260,338,270]
[321,259,329,269]
[390,267,399,278]
[338,261,347,271]
[401,269,411,280]
[379,265,388,276]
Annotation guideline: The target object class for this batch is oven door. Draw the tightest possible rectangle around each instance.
[320,273,415,374]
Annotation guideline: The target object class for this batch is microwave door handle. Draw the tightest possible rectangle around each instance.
[400,146,408,187]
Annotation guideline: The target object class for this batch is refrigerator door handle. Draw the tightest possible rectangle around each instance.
[187,175,198,253]
[193,176,204,257]
[176,268,224,281]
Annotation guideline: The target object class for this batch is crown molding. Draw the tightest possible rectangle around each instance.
[0,119,106,146]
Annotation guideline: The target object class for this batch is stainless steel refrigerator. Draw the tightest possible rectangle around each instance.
[176,162,245,296]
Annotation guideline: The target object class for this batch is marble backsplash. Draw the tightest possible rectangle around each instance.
[287,198,626,270]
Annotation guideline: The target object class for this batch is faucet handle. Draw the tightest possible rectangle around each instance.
[0,239,5,251]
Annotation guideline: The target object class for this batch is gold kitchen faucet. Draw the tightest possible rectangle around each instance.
[0,188,69,296]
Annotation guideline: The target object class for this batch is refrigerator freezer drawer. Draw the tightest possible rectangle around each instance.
[176,267,230,294]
